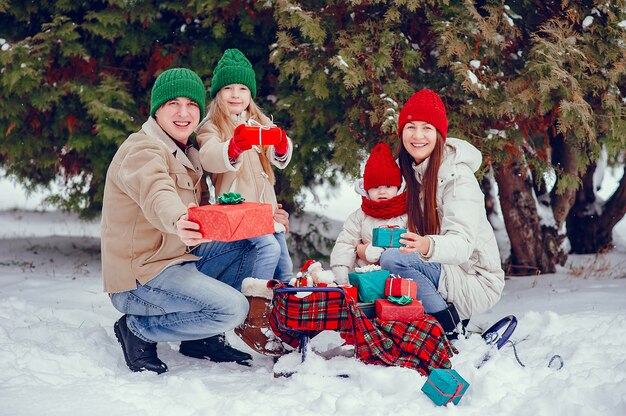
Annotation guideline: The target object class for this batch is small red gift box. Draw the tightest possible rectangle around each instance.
[339,285,358,302]
[375,299,425,322]
[187,202,274,242]
[237,125,282,146]
[384,277,418,299]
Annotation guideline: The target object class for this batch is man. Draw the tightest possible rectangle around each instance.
[101,67,289,373]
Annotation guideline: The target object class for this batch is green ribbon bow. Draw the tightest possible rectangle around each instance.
[387,295,413,305]
[217,192,245,205]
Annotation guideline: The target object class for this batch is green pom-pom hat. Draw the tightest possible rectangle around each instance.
[210,48,257,99]
[150,68,206,117]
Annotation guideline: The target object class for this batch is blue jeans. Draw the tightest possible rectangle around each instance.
[110,240,256,343]
[380,248,447,313]
[249,232,293,282]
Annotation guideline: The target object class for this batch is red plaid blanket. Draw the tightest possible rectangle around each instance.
[271,289,351,331]
[269,288,456,375]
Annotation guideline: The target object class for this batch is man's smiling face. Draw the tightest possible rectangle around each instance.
[154,97,201,144]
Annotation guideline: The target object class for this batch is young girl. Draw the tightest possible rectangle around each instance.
[379,89,505,338]
[330,142,407,284]
[196,48,293,283]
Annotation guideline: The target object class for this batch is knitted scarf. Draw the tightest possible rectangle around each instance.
[361,192,407,220]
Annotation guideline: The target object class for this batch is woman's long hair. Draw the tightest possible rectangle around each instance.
[396,132,445,236]
[206,95,276,185]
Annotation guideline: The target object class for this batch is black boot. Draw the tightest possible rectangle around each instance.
[113,315,168,374]
[430,304,465,340]
[179,334,252,366]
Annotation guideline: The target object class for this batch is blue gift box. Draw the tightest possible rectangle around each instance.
[372,226,407,248]
[348,269,389,303]
[421,368,470,406]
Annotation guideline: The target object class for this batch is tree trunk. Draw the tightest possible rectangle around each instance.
[494,159,558,275]
[567,164,626,253]
[550,131,579,230]
[480,174,497,219]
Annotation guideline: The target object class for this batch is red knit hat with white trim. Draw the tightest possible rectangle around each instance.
[398,89,448,141]
[363,142,401,191]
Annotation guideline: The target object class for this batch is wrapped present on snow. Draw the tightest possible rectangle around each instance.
[372,225,407,248]
[375,298,425,322]
[348,265,389,303]
[421,368,470,406]
[384,276,418,299]
[187,193,274,242]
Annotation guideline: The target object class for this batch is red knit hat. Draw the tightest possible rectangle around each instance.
[398,89,448,141]
[363,142,401,191]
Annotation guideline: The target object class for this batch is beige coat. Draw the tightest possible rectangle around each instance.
[196,114,292,208]
[101,118,206,293]
[415,137,505,319]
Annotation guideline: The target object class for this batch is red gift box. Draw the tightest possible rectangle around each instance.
[375,299,425,322]
[237,125,282,146]
[187,202,274,242]
[384,277,418,299]
[339,285,358,302]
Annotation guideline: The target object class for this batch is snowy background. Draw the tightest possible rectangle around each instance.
[1,172,625,416]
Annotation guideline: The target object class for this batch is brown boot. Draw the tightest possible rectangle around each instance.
[234,278,287,357]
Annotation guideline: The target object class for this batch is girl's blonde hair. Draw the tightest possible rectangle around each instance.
[206,94,276,185]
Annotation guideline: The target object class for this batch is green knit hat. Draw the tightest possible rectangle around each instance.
[150,68,206,117]
[209,49,257,99]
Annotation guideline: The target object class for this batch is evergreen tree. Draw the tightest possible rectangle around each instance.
[1,0,624,273]
[0,0,281,217]
[270,0,625,273]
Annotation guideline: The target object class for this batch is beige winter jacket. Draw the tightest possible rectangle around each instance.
[415,137,505,319]
[101,118,205,293]
[196,113,292,208]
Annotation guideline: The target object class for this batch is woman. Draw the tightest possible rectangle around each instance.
[379,89,505,338]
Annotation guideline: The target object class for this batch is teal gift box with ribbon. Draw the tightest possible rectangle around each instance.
[372,226,407,248]
[421,368,470,406]
[348,267,389,303]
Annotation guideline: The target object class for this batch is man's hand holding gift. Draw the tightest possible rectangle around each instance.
[177,203,213,246]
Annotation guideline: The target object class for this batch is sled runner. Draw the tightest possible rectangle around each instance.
[482,315,518,349]
[477,315,518,367]
[270,286,353,363]
[476,315,564,370]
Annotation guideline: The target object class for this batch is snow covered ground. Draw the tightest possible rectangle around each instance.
[1,178,626,415]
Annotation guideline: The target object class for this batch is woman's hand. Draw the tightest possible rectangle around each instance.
[176,203,213,246]
[274,203,290,232]
[399,231,430,255]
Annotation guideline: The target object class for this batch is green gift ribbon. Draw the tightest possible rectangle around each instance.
[387,295,413,305]
[217,192,245,204]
